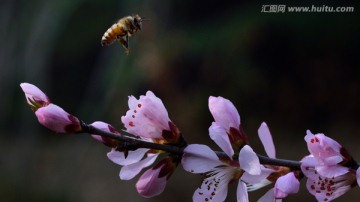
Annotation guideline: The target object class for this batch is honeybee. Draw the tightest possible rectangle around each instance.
[101,14,144,54]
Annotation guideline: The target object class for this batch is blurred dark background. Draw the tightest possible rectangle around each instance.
[1,0,359,201]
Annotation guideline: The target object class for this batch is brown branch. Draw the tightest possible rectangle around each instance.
[84,121,360,171]
[81,122,183,155]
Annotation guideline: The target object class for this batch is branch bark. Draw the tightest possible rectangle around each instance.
[81,121,305,170]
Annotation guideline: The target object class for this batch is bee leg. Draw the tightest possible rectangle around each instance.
[118,35,130,54]
[124,35,130,54]
[125,34,129,46]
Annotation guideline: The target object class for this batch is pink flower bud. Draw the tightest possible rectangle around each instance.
[20,83,50,110]
[90,121,120,147]
[136,158,176,198]
[35,104,81,133]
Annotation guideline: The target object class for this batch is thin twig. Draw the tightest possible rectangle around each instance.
[81,121,360,171]
[81,122,183,155]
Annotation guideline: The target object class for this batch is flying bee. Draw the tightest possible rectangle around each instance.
[101,14,145,54]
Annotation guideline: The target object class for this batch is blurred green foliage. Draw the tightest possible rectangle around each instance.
[1,0,359,201]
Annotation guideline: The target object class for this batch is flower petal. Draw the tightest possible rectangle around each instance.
[258,188,275,202]
[239,145,260,175]
[208,96,240,129]
[121,110,163,139]
[316,165,349,178]
[107,148,149,166]
[193,168,231,202]
[120,154,159,180]
[258,122,276,158]
[304,130,314,143]
[136,165,168,198]
[305,130,343,166]
[20,83,50,106]
[209,122,234,158]
[237,181,249,202]
[141,91,170,129]
[300,155,318,180]
[121,91,172,139]
[182,144,224,173]
[306,171,353,201]
[274,172,300,199]
[242,166,273,188]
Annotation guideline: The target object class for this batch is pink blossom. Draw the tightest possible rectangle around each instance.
[301,131,360,201]
[107,91,182,198]
[20,83,50,110]
[182,144,271,202]
[90,121,120,148]
[35,103,81,133]
[200,96,270,201]
[301,155,356,202]
[208,96,247,158]
[304,130,349,178]
[121,91,180,142]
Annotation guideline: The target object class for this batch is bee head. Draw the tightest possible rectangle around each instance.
[133,14,143,30]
